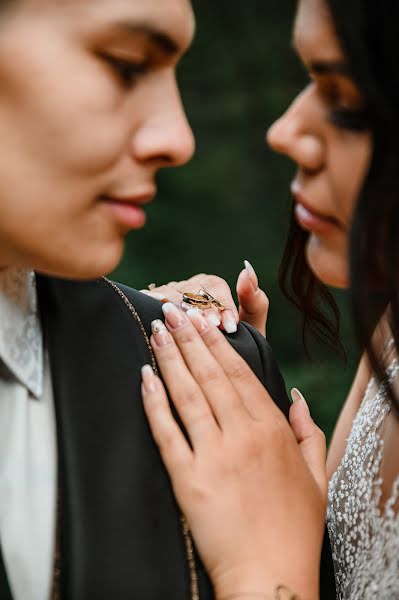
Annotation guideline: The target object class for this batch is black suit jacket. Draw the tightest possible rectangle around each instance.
[0,276,335,599]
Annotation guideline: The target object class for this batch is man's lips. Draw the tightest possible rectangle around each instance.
[99,190,156,230]
[290,183,340,235]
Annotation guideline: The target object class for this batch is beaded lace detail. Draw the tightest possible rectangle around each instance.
[327,356,399,599]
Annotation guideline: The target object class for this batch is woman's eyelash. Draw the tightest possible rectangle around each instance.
[101,54,149,88]
[329,108,371,131]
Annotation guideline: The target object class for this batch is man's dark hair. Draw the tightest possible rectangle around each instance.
[279,0,399,407]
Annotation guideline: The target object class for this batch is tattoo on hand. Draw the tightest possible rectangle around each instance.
[220,585,306,600]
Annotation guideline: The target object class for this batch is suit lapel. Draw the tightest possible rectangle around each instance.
[0,542,13,600]
[37,276,200,600]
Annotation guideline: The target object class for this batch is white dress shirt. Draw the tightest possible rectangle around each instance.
[0,268,57,600]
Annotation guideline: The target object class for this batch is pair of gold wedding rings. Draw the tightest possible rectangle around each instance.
[147,283,225,312]
[180,289,225,312]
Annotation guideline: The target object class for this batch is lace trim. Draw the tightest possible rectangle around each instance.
[327,359,399,599]
[0,268,43,397]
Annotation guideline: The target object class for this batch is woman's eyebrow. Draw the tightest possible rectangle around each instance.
[310,60,351,77]
[291,39,351,78]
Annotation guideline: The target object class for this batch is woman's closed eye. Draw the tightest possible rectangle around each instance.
[300,63,371,133]
[100,53,149,89]
[329,106,371,132]
[319,80,371,132]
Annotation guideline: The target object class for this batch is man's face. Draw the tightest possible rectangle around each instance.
[0,0,195,278]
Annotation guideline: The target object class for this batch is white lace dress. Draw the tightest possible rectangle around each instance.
[327,358,399,599]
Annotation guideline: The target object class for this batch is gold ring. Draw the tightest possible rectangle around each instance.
[197,288,225,312]
[181,292,212,310]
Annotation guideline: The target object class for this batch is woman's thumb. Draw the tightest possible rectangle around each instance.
[289,388,327,499]
[237,260,269,336]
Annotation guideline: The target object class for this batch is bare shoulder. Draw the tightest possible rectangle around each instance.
[326,311,397,480]
[326,354,372,480]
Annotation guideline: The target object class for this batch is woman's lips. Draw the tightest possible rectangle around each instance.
[294,202,338,234]
[291,184,339,235]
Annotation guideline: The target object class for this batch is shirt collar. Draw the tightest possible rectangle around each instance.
[0,268,43,398]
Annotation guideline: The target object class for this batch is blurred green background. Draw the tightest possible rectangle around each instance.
[113,0,360,442]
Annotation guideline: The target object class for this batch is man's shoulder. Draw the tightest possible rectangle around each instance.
[36,274,289,416]
[36,275,162,319]
[36,275,165,352]
[113,280,164,319]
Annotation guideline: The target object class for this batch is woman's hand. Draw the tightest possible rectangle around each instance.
[140,260,269,337]
[141,272,239,333]
[141,304,327,600]
[236,260,269,337]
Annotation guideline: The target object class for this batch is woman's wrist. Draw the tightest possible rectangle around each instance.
[212,560,319,600]
[217,584,314,600]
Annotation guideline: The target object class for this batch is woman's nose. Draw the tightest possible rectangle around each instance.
[266,87,325,173]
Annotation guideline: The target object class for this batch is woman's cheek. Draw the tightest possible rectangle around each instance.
[334,135,372,224]
[306,231,350,289]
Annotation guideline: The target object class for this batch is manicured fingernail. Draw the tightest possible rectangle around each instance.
[144,291,168,301]
[141,364,158,393]
[187,308,211,335]
[244,260,259,291]
[151,319,172,347]
[162,302,187,329]
[223,310,237,334]
[208,311,221,327]
[290,388,310,412]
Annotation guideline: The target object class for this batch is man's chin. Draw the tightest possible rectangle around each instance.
[32,241,125,281]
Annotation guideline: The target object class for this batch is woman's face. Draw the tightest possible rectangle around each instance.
[0,0,195,278]
[267,0,372,289]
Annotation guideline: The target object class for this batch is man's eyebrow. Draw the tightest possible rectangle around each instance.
[111,22,182,56]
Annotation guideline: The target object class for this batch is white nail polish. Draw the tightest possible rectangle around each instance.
[244,259,259,291]
[186,309,210,334]
[290,388,310,413]
[149,291,168,301]
[224,317,237,334]
[141,364,154,378]
[161,302,176,314]
[141,364,158,393]
[151,319,167,334]
[186,308,202,317]
[208,313,221,327]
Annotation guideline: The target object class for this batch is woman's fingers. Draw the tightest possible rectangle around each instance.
[150,319,221,446]
[187,310,277,421]
[236,261,269,337]
[186,273,239,326]
[156,304,247,427]
[141,365,193,473]
[142,273,239,333]
[142,317,325,599]
[203,307,222,327]
[140,285,181,304]
[289,389,328,499]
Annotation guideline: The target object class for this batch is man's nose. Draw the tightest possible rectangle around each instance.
[130,79,196,169]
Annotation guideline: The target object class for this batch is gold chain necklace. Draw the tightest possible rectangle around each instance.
[103,276,200,600]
